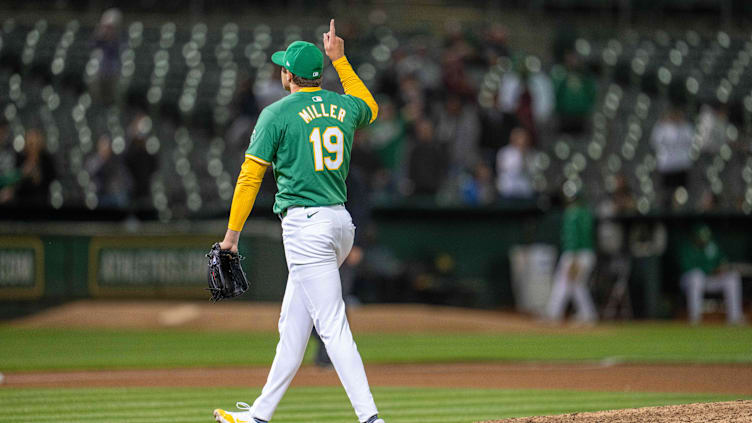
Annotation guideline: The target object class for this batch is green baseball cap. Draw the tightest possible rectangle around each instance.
[271,41,324,80]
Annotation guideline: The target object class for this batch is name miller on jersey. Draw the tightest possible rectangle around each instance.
[297,103,347,124]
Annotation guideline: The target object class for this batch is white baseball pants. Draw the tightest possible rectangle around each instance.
[546,250,598,322]
[681,269,744,325]
[251,205,378,422]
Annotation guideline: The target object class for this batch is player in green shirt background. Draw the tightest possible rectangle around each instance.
[546,190,598,323]
[679,225,744,325]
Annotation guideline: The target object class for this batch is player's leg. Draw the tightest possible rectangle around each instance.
[251,275,314,421]
[681,269,705,324]
[716,271,744,324]
[571,250,597,322]
[312,205,356,369]
[329,207,378,421]
[298,263,378,421]
[547,252,574,320]
[291,206,378,422]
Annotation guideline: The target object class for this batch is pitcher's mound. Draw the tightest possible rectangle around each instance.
[480,400,752,423]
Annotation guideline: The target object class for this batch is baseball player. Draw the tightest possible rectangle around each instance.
[212,20,385,423]
[679,225,744,325]
[546,191,598,323]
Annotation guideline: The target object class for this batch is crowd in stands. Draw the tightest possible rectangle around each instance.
[318,20,599,207]
[0,10,749,217]
[0,10,597,213]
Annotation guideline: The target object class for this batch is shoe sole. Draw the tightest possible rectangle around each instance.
[213,408,253,423]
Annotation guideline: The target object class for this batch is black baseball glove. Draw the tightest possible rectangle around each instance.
[206,243,249,302]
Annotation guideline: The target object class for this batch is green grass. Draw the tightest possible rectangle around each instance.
[1,323,751,371]
[0,386,745,423]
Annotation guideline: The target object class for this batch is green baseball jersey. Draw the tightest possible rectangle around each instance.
[561,203,595,252]
[246,88,372,214]
[679,240,725,274]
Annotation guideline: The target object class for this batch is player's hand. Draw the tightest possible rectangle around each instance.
[323,18,344,62]
[219,240,238,253]
[219,229,240,253]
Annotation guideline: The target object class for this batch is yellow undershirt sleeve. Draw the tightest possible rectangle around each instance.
[227,157,268,232]
[332,56,379,123]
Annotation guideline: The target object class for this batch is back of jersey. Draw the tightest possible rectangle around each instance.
[245,88,373,214]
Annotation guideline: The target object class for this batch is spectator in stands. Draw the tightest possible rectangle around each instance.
[125,114,158,209]
[91,8,123,105]
[496,127,534,200]
[460,162,495,206]
[85,134,133,208]
[696,102,731,155]
[482,23,510,66]
[226,73,261,148]
[0,117,17,204]
[434,94,481,176]
[1,129,56,207]
[547,189,598,323]
[396,41,442,94]
[679,225,744,325]
[396,73,426,123]
[366,100,406,196]
[255,64,288,109]
[552,25,579,65]
[367,100,406,170]
[697,190,720,212]
[650,106,694,209]
[551,50,596,135]
[234,74,260,119]
[407,119,447,198]
[0,116,15,187]
[479,90,509,167]
[441,20,477,98]
[498,55,554,145]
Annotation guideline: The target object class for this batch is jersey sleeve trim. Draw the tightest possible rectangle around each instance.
[245,153,271,165]
[345,95,374,127]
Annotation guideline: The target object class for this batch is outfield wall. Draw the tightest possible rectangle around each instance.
[0,221,287,304]
[1,207,750,317]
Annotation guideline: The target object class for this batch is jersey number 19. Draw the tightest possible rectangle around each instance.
[309,127,344,171]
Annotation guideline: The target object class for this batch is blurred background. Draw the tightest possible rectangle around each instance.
[1,0,751,324]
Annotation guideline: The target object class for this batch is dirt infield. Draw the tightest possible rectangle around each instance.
[483,400,752,423]
[4,362,752,395]
[9,300,563,333]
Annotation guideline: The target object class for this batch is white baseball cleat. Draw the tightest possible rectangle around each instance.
[213,402,257,423]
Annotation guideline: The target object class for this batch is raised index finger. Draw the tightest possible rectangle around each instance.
[329,19,335,37]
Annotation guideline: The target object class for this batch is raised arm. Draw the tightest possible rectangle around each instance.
[323,19,378,123]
